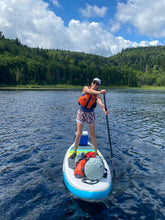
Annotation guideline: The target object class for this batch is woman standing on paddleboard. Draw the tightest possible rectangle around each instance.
[70,78,109,159]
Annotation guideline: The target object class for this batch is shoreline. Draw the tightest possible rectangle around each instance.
[0,84,165,91]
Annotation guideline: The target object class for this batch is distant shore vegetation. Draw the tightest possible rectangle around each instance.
[0,84,165,91]
[0,32,165,89]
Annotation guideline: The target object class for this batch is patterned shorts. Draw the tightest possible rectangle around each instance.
[76,109,95,125]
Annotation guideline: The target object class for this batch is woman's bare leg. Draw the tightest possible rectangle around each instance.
[89,123,97,153]
[74,122,83,153]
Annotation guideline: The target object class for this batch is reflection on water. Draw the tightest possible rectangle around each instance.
[0,89,165,219]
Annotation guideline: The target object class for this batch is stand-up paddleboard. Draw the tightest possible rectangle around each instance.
[63,131,112,201]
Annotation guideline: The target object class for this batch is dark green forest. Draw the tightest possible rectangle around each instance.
[0,31,165,87]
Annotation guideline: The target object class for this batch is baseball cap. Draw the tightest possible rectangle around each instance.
[93,78,101,85]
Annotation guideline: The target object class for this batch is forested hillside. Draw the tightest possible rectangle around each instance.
[110,46,165,86]
[0,32,165,87]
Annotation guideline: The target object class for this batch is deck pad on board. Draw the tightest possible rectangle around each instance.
[68,145,94,157]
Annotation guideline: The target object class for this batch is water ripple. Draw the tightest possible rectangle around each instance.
[0,89,165,220]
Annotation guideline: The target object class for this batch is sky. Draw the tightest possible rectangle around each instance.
[0,0,165,57]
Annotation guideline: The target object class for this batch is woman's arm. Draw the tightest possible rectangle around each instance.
[83,86,106,95]
[97,94,109,115]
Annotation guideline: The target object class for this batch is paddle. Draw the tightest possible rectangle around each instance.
[103,93,116,178]
[103,94,113,159]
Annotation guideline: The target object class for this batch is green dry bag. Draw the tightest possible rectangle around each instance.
[84,156,104,181]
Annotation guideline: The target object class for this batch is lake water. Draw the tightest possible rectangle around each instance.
[0,89,165,220]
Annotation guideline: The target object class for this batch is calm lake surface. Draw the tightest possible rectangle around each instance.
[0,89,165,220]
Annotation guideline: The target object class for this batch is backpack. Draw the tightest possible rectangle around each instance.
[75,152,86,165]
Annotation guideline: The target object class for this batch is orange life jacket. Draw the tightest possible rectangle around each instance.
[74,159,87,178]
[78,93,97,109]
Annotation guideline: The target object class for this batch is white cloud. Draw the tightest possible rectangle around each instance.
[79,4,108,18]
[113,0,165,38]
[0,0,65,48]
[110,22,120,33]
[67,20,140,57]
[51,0,60,8]
[0,0,162,57]
[139,40,160,47]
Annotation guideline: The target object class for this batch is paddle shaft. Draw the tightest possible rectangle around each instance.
[103,94,113,159]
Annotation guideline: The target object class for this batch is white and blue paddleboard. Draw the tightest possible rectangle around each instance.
[63,131,112,201]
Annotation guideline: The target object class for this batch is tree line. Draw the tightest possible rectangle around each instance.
[0,32,165,87]
[110,46,165,86]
